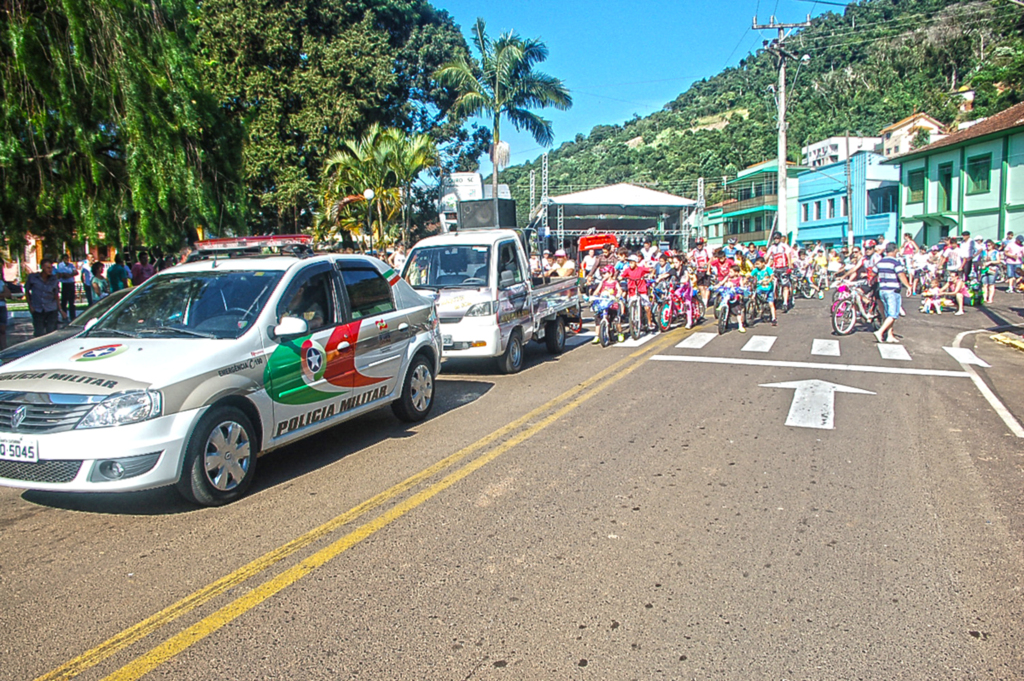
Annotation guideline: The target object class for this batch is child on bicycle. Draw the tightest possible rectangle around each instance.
[748,256,778,326]
[719,263,748,333]
[622,255,654,332]
[591,266,624,343]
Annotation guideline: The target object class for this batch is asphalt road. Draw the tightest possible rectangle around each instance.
[3,293,1024,680]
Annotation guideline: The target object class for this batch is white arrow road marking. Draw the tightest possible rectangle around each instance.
[677,332,717,349]
[811,339,841,357]
[760,379,875,430]
[877,344,912,361]
[942,346,991,367]
[741,335,776,352]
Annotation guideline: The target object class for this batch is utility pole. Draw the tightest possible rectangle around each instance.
[754,14,811,244]
[845,132,854,249]
[695,177,705,249]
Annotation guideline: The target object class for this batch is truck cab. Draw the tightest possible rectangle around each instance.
[403,229,580,373]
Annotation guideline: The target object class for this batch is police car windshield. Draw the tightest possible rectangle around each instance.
[403,245,490,289]
[88,270,284,339]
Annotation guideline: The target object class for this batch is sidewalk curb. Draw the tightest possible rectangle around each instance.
[990,332,1024,353]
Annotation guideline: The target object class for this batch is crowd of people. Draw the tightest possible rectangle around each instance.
[568,229,1018,344]
[14,249,181,342]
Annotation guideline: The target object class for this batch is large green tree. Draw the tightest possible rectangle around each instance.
[435,18,572,218]
[197,0,469,234]
[0,0,244,250]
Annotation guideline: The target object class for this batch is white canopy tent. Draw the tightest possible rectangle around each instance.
[531,183,696,249]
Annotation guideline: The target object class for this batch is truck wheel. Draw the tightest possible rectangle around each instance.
[392,354,435,422]
[176,406,257,506]
[496,329,524,374]
[545,317,565,354]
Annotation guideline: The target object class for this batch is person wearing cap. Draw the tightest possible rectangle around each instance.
[872,242,911,343]
[689,237,714,306]
[540,249,553,273]
[591,265,624,343]
[723,238,738,260]
[958,231,977,280]
[546,249,576,278]
[622,254,654,331]
[766,233,793,312]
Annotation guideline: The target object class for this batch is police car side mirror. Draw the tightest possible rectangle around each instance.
[273,315,309,340]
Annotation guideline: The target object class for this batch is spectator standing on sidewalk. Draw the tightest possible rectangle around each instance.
[107,254,130,291]
[0,256,13,350]
[56,253,78,322]
[80,255,94,307]
[131,251,156,286]
[91,262,110,301]
[872,242,911,344]
[26,258,61,337]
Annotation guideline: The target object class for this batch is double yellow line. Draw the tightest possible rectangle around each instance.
[37,328,686,681]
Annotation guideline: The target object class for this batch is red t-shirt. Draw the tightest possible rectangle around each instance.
[767,244,790,270]
[622,265,651,295]
[709,258,734,282]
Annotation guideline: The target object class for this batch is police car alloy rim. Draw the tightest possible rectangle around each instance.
[410,363,433,412]
[204,420,252,492]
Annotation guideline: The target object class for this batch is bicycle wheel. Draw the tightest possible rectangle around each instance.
[695,296,706,320]
[657,302,672,332]
[797,278,812,299]
[630,299,642,340]
[598,317,611,347]
[717,301,729,334]
[760,295,773,324]
[831,300,856,335]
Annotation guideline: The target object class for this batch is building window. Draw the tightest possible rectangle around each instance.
[754,216,763,232]
[907,169,925,203]
[868,186,898,215]
[827,198,835,219]
[802,203,809,222]
[840,195,848,217]
[814,202,822,220]
[966,154,991,194]
[938,163,953,211]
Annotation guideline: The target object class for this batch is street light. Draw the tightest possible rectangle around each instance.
[363,189,375,252]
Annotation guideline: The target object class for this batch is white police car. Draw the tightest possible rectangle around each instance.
[0,238,442,505]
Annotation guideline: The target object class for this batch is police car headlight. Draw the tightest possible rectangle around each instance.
[77,391,163,429]
[466,301,496,317]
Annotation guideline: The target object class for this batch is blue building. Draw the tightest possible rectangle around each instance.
[795,150,899,247]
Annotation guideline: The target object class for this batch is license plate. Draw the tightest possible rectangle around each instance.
[442,335,452,347]
[0,436,39,463]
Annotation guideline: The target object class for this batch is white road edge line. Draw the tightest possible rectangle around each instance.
[953,328,1024,438]
[649,354,970,378]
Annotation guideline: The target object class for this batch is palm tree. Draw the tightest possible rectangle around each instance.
[321,124,400,250]
[435,18,571,222]
[383,129,437,247]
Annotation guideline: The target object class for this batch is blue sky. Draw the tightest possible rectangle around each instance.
[433,0,853,168]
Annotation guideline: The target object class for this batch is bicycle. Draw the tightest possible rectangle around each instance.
[656,279,705,331]
[745,287,774,326]
[830,281,884,336]
[590,296,620,347]
[714,284,748,335]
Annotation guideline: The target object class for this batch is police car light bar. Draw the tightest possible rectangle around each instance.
[195,234,313,252]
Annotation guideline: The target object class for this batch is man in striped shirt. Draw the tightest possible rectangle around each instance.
[872,242,911,344]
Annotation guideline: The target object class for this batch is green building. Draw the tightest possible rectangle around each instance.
[711,159,808,246]
[888,102,1024,244]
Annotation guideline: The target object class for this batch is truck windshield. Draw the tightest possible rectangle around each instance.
[88,270,284,339]
[403,245,490,289]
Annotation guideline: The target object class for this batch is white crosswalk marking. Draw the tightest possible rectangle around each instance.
[877,344,912,361]
[616,333,659,348]
[677,332,717,349]
[812,339,841,357]
[741,335,777,353]
[943,347,991,367]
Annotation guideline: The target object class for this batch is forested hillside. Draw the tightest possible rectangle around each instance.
[501,0,1024,219]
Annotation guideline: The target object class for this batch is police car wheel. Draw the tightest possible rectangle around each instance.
[177,406,257,506]
[392,354,435,422]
